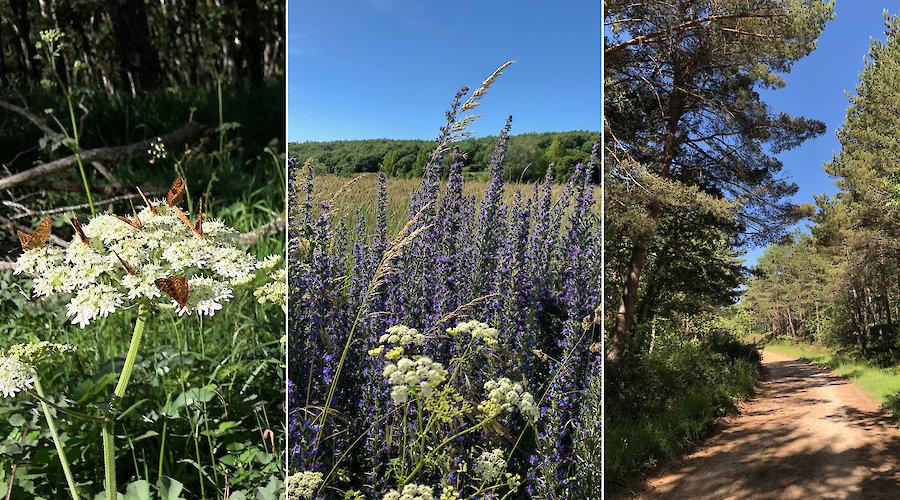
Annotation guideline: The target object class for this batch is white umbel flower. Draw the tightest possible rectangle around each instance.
[13,197,284,328]
[0,356,36,399]
[482,377,539,422]
[383,484,434,500]
[474,448,506,482]
[66,284,124,328]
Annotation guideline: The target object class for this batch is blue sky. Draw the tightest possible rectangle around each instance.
[743,1,894,265]
[287,0,600,142]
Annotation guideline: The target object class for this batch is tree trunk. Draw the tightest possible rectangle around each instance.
[608,233,651,362]
[238,0,264,86]
[9,0,39,82]
[110,0,162,93]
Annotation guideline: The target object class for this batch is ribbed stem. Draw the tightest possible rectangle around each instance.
[34,377,80,500]
[104,301,149,499]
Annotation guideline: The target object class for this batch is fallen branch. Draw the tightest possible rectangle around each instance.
[3,191,161,220]
[0,121,207,191]
[240,217,284,245]
[0,99,55,136]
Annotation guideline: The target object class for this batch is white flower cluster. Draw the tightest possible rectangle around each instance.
[0,356,36,399]
[14,200,283,327]
[482,377,539,422]
[287,470,323,499]
[474,448,506,482]
[382,356,447,404]
[147,137,167,162]
[254,267,287,312]
[380,325,425,347]
[383,484,434,500]
[449,320,499,345]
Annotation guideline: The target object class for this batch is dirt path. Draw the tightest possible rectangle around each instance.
[634,350,900,499]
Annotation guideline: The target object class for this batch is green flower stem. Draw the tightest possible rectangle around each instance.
[33,377,80,500]
[103,301,149,500]
[402,411,498,486]
[102,422,116,500]
[65,93,95,216]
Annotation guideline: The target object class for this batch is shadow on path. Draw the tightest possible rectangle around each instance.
[630,352,900,500]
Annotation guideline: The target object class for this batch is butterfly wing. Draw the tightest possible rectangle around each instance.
[155,276,189,308]
[175,204,203,237]
[18,218,52,250]
[195,198,204,236]
[166,176,187,207]
[113,251,137,275]
[137,187,158,214]
[70,216,90,245]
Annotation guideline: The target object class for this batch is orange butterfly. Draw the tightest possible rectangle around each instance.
[175,198,204,237]
[155,276,189,309]
[69,216,90,245]
[113,251,137,276]
[137,186,158,215]
[117,201,144,230]
[17,218,52,251]
[166,176,187,207]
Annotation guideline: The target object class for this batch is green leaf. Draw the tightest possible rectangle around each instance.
[156,476,184,500]
[123,480,152,500]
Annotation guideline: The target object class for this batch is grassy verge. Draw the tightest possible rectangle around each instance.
[605,334,760,493]
[765,342,900,423]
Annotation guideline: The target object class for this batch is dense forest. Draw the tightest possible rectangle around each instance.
[288,130,600,181]
[603,0,833,490]
[744,15,900,368]
[0,0,283,92]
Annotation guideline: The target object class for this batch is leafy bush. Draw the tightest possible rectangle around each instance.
[604,329,760,492]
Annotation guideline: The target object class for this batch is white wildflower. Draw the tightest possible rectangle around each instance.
[383,484,434,500]
[174,277,233,317]
[449,320,499,345]
[258,254,282,270]
[287,471,323,499]
[382,356,446,404]
[254,268,286,311]
[0,357,36,399]
[13,196,285,328]
[66,284,123,328]
[379,325,425,347]
[482,377,539,422]
[474,448,506,482]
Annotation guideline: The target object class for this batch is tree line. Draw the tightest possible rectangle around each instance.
[1,0,284,93]
[745,15,900,366]
[288,130,600,181]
